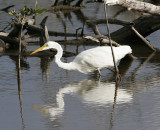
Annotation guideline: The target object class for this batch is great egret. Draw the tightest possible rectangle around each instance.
[31,41,132,75]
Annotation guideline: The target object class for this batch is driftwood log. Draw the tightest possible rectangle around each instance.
[101,0,160,15]
[114,0,160,15]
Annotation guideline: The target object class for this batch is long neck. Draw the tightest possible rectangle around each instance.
[55,52,75,70]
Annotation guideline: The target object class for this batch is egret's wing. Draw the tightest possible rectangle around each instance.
[72,45,131,74]
[74,47,114,69]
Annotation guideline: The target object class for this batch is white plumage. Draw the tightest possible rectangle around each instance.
[31,41,132,74]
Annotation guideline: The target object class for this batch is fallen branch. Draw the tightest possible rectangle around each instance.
[58,35,119,46]
[103,0,160,15]
[47,5,85,13]
[118,0,160,15]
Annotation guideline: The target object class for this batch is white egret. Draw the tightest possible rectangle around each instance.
[31,41,132,75]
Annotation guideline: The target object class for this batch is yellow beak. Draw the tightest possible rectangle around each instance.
[30,45,47,55]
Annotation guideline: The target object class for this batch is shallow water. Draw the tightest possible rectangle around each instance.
[1,0,160,130]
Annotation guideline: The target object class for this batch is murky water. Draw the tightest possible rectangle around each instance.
[1,0,160,130]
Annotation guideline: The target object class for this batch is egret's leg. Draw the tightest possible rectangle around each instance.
[97,68,101,79]
[97,68,101,75]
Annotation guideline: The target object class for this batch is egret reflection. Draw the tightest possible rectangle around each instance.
[33,79,133,121]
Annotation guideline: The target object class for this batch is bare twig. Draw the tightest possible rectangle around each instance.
[104,3,120,80]
[130,25,156,51]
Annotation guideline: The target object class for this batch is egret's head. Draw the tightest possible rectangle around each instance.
[127,46,132,54]
[30,41,63,57]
